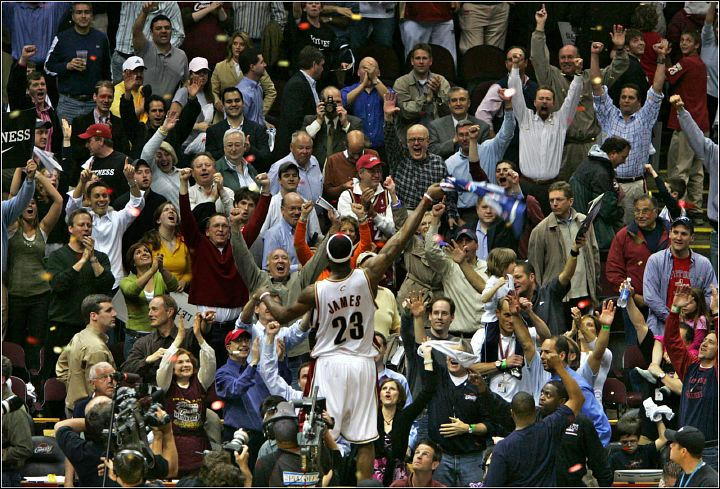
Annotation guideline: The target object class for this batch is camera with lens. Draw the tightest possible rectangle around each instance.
[107,385,169,474]
[324,96,337,119]
[222,428,250,453]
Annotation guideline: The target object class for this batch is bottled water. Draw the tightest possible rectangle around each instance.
[617,278,632,308]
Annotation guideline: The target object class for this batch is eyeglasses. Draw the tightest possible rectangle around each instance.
[407,137,427,143]
[620,440,639,446]
[633,208,656,215]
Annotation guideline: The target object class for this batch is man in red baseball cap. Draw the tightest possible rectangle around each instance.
[75,123,132,206]
[337,153,398,245]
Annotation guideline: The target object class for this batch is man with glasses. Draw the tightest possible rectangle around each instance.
[607,196,670,344]
[206,87,271,172]
[215,129,259,194]
[45,2,111,122]
[322,130,378,206]
[429,87,490,159]
[72,362,116,418]
[384,92,458,226]
[132,7,188,100]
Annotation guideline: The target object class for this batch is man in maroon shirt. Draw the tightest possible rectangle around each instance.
[391,439,446,487]
[179,163,271,364]
[667,29,710,223]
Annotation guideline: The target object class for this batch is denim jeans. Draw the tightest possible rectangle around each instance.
[703,445,718,472]
[433,450,485,487]
[2,470,22,487]
[56,94,95,123]
[349,17,396,50]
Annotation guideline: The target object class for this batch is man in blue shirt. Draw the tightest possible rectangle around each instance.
[45,2,111,122]
[237,47,268,128]
[263,192,306,273]
[510,294,613,446]
[484,350,585,486]
[214,325,270,470]
[341,57,393,151]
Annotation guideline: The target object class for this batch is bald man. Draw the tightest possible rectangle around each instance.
[323,130,379,204]
[263,192,305,273]
[531,4,630,182]
[342,57,394,150]
[302,85,364,166]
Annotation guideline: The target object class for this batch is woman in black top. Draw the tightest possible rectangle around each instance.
[373,343,437,486]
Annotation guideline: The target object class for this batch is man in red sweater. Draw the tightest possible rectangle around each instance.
[667,29,710,223]
[179,163,271,364]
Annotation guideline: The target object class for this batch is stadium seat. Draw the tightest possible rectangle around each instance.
[21,436,66,478]
[35,378,67,419]
[469,80,497,116]
[407,44,456,83]
[603,377,628,418]
[2,341,30,381]
[461,45,507,92]
[357,44,402,84]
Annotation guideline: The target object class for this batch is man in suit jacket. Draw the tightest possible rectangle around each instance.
[428,86,491,159]
[205,86,272,172]
[214,128,260,194]
[70,81,131,173]
[302,86,364,167]
[275,46,325,160]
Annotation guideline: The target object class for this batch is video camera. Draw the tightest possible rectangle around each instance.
[293,386,328,472]
[103,384,168,484]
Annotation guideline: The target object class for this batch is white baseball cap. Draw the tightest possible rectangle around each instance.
[122,56,146,71]
[188,57,209,73]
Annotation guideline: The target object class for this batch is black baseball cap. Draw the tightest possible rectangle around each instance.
[665,426,705,455]
[35,119,52,129]
[455,227,477,242]
[278,161,300,174]
[671,216,695,234]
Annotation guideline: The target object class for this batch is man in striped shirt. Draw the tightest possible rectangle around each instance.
[592,39,671,225]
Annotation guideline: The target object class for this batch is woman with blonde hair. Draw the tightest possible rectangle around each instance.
[210,30,277,120]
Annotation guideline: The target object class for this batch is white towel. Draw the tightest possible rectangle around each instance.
[416,340,480,367]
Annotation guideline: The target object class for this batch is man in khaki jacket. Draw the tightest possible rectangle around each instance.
[56,294,117,418]
[528,181,601,308]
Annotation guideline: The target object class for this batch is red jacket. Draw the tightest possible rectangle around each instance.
[605,219,670,295]
[179,192,269,308]
[666,54,710,132]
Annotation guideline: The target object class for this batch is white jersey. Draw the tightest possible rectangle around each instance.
[313,268,377,358]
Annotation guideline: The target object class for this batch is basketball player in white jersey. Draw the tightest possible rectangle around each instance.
[256,182,445,481]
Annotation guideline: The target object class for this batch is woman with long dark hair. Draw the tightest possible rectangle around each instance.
[142,202,192,292]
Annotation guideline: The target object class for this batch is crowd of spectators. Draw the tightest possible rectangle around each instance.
[1,1,719,487]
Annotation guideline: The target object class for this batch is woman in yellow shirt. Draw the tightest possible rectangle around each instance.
[143,202,192,292]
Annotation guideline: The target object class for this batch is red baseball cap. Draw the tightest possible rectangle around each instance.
[356,154,382,171]
[225,325,251,346]
[78,123,112,140]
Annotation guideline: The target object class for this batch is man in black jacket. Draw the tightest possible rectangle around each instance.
[205,87,271,172]
[570,136,631,251]
[538,379,614,487]
[276,46,324,159]
[6,45,62,160]
[427,340,498,486]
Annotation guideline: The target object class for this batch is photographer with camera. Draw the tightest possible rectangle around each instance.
[55,396,177,487]
[302,86,363,166]
[253,401,341,487]
[157,312,216,476]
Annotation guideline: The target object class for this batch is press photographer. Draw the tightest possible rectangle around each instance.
[54,393,178,487]
[253,397,342,487]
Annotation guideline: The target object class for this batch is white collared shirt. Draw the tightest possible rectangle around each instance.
[300,69,320,106]
[65,192,145,289]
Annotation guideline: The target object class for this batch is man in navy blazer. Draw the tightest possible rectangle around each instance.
[275,46,325,160]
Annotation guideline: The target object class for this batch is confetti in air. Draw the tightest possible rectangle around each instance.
[26,336,40,345]
[53,346,63,354]
[128,206,141,217]
[9,110,20,119]
[40,271,53,282]
[298,22,311,31]
[211,400,225,411]
[592,77,602,85]
[568,463,584,473]
[50,325,57,332]
[89,55,97,61]
[277,60,290,68]
[215,34,229,42]
[245,154,255,163]
[504,88,516,98]
[351,13,362,21]
[577,299,591,309]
